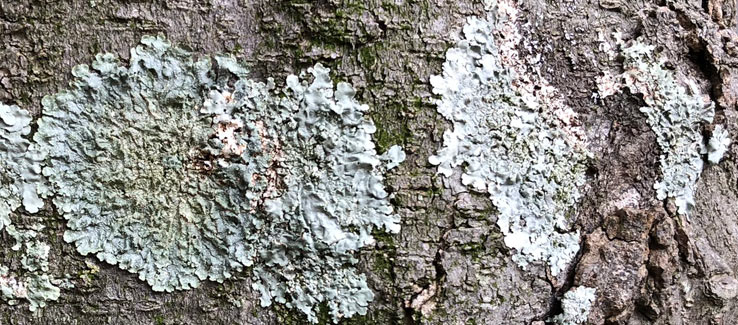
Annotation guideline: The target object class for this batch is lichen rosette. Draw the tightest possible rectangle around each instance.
[34,36,281,291]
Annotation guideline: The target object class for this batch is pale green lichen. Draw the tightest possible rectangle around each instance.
[2,224,62,311]
[0,103,45,229]
[252,64,403,322]
[607,41,716,215]
[428,0,588,275]
[34,35,403,322]
[550,286,597,325]
[0,103,61,311]
[35,36,277,292]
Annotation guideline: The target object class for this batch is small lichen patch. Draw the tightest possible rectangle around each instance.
[428,0,589,275]
[0,103,61,311]
[599,40,717,215]
[1,224,63,311]
[708,124,730,164]
[550,286,597,325]
[34,36,404,323]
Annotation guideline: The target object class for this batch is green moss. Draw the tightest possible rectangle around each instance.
[358,46,377,68]
[372,253,392,279]
[426,185,443,197]
[274,303,332,325]
[380,1,399,11]
[284,0,375,50]
[153,315,165,325]
[372,228,395,247]
[18,92,31,107]
[317,302,332,325]
[459,238,490,263]
[371,228,398,280]
[461,242,485,254]
[371,102,412,153]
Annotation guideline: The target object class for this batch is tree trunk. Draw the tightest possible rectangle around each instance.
[1,0,738,324]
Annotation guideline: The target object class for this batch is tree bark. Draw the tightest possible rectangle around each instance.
[1,0,738,324]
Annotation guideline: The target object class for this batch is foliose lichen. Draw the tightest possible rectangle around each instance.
[0,103,62,311]
[550,286,597,325]
[1,224,63,311]
[708,124,730,164]
[1,103,45,229]
[35,36,277,292]
[34,35,403,322]
[252,63,404,323]
[428,0,589,275]
[601,40,718,215]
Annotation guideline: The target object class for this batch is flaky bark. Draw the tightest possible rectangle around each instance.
[1,0,738,324]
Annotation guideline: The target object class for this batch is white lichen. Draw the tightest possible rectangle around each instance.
[429,0,589,275]
[550,286,597,325]
[34,35,403,322]
[600,40,716,215]
[708,124,730,164]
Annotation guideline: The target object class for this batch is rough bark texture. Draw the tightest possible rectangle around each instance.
[1,0,738,324]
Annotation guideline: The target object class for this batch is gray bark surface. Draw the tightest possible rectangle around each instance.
[1,0,738,324]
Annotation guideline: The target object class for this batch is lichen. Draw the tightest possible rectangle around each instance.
[601,40,716,215]
[35,36,277,292]
[550,286,597,325]
[2,224,62,311]
[708,124,730,164]
[34,35,403,322]
[252,63,403,323]
[428,0,589,275]
[0,103,45,229]
[0,103,61,311]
